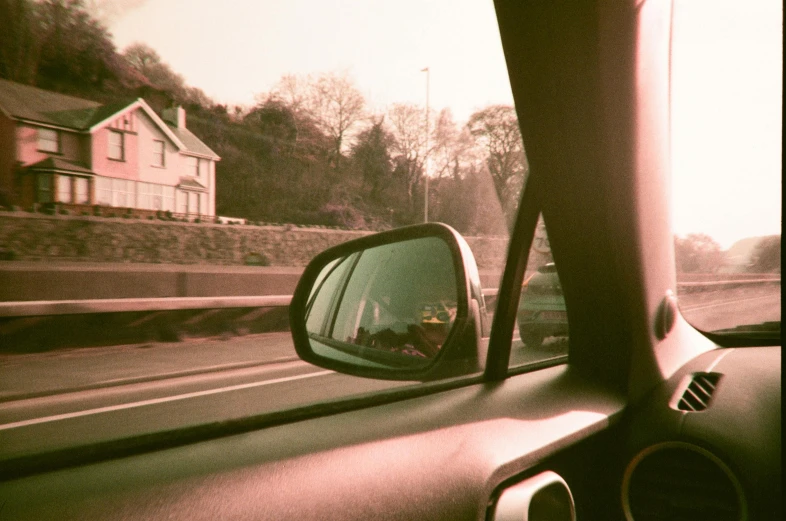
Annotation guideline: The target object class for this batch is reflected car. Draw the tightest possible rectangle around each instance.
[518,263,568,347]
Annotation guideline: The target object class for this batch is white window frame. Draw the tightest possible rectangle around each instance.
[108,130,125,161]
[56,175,72,203]
[186,156,199,177]
[37,128,59,153]
[152,140,165,167]
[74,177,90,204]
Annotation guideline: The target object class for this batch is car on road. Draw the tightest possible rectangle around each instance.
[517,263,568,347]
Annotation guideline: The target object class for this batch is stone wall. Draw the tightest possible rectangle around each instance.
[0,212,510,269]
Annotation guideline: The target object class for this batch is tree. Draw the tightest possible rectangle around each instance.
[0,0,43,84]
[674,234,723,273]
[244,98,300,156]
[749,235,781,273]
[387,102,428,209]
[34,0,120,92]
[466,105,528,223]
[306,71,366,169]
[351,117,395,198]
[122,42,188,102]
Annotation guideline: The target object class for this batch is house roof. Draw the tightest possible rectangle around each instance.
[177,177,207,190]
[0,79,219,160]
[0,78,103,129]
[168,125,219,159]
[24,157,94,175]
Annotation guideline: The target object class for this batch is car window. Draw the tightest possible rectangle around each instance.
[670,0,781,339]
[509,215,569,370]
[0,0,564,452]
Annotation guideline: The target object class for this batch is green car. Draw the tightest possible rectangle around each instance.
[517,263,568,347]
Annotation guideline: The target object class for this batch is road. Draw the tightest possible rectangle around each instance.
[0,283,778,465]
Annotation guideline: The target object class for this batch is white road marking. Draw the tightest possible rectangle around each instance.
[0,369,332,431]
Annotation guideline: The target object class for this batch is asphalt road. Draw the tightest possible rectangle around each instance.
[0,284,778,463]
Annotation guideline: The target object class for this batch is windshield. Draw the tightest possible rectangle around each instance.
[671,0,782,337]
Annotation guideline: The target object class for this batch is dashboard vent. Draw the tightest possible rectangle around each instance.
[677,372,721,411]
[623,443,745,521]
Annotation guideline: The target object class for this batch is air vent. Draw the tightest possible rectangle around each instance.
[677,372,722,411]
[623,443,746,521]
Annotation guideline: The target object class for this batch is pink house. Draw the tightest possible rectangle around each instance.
[0,78,219,217]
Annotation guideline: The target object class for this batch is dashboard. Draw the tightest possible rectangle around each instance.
[621,346,781,520]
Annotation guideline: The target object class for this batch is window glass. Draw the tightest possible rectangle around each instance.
[36,174,52,203]
[108,130,124,160]
[186,156,198,177]
[162,185,176,211]
[74,177,89,204]
[95,176,112,205]
[56,175,72,203]
[509,215,568,370]
[37,128,59,153]
[671,0,781,337]
[152,140,165,166]
[112,178,135,207]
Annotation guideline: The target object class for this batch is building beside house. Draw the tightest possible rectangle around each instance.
[0,78,219,218]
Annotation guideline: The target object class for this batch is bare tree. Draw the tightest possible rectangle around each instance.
[431,108,482,181]
[466,104,528,219]
[387,102,428,206]
[307,71,365,169]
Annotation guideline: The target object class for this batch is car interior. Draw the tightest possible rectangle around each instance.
[0,1,780,520]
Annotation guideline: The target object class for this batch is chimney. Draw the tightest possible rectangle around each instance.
[162,106,186,128]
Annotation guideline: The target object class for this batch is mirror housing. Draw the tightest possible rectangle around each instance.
[289,223,488,381]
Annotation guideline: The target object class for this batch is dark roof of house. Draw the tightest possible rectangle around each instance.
[0,78,219,160]
[0,79,138,130]
[24,157,94,175]
[168,125,219,159]
[178,177,207,190]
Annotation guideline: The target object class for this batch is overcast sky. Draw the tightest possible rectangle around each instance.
[107,0,781,249]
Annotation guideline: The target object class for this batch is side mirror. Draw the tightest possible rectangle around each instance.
[289,223,488,381]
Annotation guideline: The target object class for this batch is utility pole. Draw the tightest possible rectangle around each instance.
[421,67,430,223]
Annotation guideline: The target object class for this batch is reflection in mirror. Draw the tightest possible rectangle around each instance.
[305,236,458,368]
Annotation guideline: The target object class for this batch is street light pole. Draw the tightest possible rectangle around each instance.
[421,67,430,223]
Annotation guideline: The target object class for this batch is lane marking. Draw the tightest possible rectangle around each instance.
[680,294,780,312]
[0,369,332,431]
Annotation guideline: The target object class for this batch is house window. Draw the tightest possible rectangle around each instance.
[37,128,59,153]
[186,156,198,177]
[177,190,188,214]
[96,177,112,205]
[37,174,53,203]
[56,175,72,203]
[189,192,200,215]
[112,179,135,207]
[198,159,207,178]
[137,182,152,209]
[163,186,175,212]
[152,140,165,167]
[75,177,89,204]
[108,130,125,161]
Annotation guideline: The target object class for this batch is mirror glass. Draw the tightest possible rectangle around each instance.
[304,236,459,369]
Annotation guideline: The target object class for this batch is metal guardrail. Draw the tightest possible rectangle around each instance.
[0,281,779,318]
[0,280,777,353]
[0,296,292,318]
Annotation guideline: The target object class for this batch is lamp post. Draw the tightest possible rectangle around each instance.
[421,67,430,223]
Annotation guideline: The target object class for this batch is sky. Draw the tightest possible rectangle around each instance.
[106,0,781,249]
